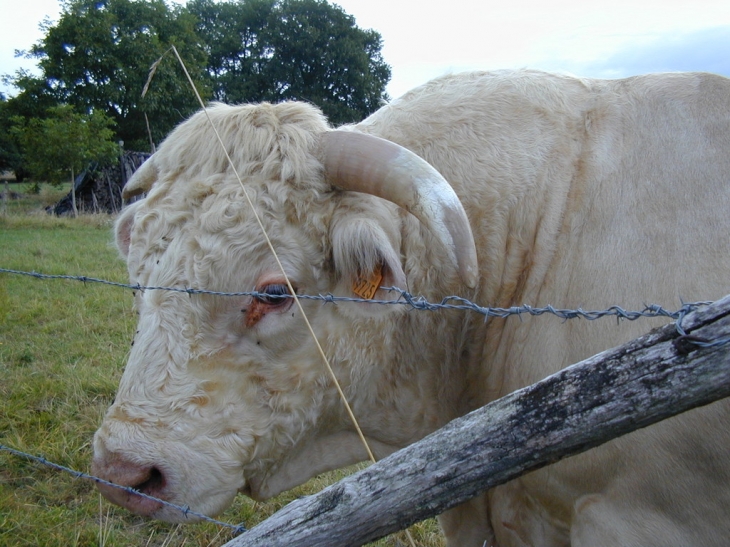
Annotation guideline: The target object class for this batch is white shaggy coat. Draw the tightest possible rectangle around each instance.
[94,70,730,546]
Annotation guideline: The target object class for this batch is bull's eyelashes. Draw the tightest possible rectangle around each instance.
[245,282,296,328]
[254,283,293,306]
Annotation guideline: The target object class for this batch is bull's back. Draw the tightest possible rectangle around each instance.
[366,70,730,545]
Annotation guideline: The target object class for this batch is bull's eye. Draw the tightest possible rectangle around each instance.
[254,283,292,306]
[245,282,296,327]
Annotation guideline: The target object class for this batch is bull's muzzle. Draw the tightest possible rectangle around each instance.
[92,441,166,517]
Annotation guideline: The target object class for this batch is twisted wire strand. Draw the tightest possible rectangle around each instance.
[4,267,729,347]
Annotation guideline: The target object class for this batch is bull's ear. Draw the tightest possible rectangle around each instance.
[330,206,406,317]
[114,201,143,258]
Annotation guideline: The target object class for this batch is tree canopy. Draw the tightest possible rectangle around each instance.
[188,0,391,124]
[18,0,208,151]
[0,96,21,174]
[2,0,391,171]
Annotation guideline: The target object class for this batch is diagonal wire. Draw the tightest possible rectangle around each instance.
[0,443,247,535]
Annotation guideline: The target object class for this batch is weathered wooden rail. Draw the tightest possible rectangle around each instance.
[224,294,730,547]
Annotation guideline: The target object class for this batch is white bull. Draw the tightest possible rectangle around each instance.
[92,69,730,546]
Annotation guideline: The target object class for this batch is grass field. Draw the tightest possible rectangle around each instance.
[0,184,444,546]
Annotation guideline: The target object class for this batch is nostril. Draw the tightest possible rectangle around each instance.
[135,466,165,496]
[92,452,166,516]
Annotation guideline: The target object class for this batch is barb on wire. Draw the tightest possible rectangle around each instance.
[0,443,246,535]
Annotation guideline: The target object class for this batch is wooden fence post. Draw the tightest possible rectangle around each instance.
[224,295,730,547]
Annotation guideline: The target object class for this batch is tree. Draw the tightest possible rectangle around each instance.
[13,0,208,151]
[11,105,119,205]
[0,72,60,180]
[188,0,391,124]
[4,0,390,158]
[187,0,272,104]
[0,95,20,174]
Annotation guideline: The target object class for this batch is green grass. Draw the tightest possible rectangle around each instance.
[0,192,444,546]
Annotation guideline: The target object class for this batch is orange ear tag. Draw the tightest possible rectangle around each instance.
[352,263,384,300]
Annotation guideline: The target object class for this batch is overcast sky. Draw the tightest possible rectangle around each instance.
[1,0,730,99]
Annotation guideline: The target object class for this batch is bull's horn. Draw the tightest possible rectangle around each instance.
[321,130,479,289]
[122,156,158,199]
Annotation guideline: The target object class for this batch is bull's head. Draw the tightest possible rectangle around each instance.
[92,102,477,520]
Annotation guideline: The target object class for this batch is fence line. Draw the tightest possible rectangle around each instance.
[0,442,247,534]
[2,267,726,345]
[225,293,730,546]
[2,265,728,538]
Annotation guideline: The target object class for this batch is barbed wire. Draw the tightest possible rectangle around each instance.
[4,266,730,347]
[0,266,720,327]
[0,443,247,535]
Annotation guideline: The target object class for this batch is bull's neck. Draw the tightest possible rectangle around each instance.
[407,169,573,413]
[340,176,573,444]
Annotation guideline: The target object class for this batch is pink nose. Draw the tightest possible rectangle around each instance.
[91,450,166,516]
